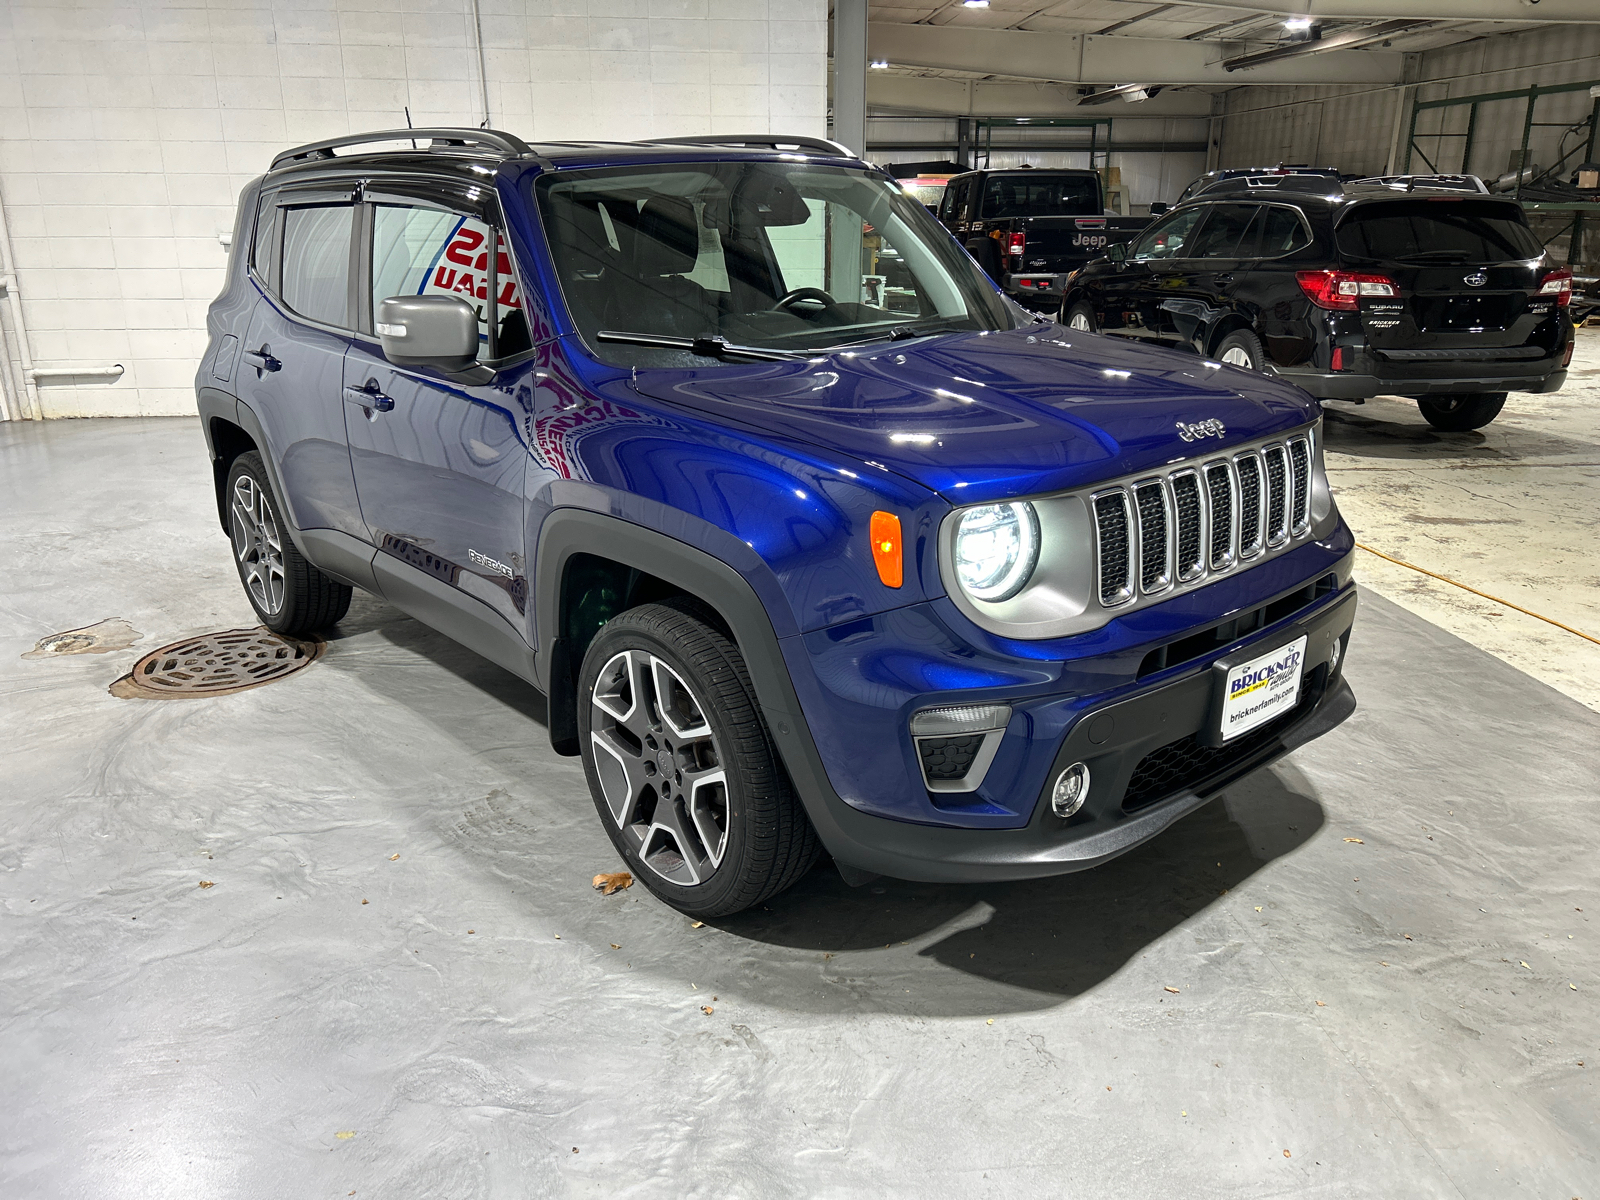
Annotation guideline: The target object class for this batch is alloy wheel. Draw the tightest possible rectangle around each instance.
[230,475,286,616]
[588,649,729,887]
[1068,311,1092,332]
[1221,346,1254,369]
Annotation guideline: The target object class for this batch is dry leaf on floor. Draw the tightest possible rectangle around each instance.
[1343,837,1364,844]
[361,899,368,905]
[690,921,704,928]
[610,944,620,950]
[1404,934,1413,940]
[1520,961,1532,970]
[700,1006,714,1016]
[1316,1000,1326,1007]
[389,854,400,861]
[593,872,633,895]
[198,881,214,889]
[1164,986,1181,994]
[1255,906,1263,912]
[1283,1149,1291,1158]
[335,1131,355,1140]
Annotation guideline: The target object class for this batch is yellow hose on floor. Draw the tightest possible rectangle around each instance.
[1356,543,1600,648]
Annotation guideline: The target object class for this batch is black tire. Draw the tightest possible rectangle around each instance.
[1214,328,1268,373]
[967,237,1003,283]
[225,451,352,636]
[1063,301,1097,333]
[1417,393,1506,432]
[577,600,821,918]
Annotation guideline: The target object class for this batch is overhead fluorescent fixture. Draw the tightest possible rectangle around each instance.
[1285,16,1314,30]
[962,0,991,7]
[1078,83,1162,106]
[870,59,889,68]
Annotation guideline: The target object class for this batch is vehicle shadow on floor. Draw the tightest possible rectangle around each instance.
[718,768,1324,1014]
[1320,399,1595,462]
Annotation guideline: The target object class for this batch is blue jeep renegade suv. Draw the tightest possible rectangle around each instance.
[197,129,1357,918]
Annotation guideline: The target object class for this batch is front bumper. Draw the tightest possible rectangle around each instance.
[781,578,1358,883]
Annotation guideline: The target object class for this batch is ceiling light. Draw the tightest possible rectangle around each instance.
[870,60,889,68]
[962,0,991,7]
[1285,16,1313,30]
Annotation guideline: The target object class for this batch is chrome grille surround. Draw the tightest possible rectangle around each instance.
[1095,428,1317,611]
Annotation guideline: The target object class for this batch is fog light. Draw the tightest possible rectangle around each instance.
[1051,762,1091,819]
[1328,636,1344,678]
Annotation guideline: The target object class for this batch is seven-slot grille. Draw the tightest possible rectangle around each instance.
[1093,432,1315,608]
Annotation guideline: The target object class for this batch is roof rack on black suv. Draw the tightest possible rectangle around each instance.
[1352,173,1490,194]
[644,134,857,157]
[1178,166,1345,204]
[269,127,535,170]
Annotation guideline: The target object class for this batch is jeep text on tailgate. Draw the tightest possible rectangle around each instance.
[197,129,1358,918]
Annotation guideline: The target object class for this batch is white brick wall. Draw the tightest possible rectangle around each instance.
[0,0,828,419]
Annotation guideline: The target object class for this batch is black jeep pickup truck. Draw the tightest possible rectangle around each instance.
[934,168,1151,308]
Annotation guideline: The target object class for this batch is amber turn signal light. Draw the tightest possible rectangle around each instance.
[870,511,903,588]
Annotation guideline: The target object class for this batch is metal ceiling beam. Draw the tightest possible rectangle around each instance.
[1094,4,1178,36]
[866,22,1405,85]
[1151,0,1596,20]
[1223,19,1434,70]
[1077,83,1164,104]
[865,73,1214,117]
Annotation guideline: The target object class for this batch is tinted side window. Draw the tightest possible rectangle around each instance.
[980,174,1100,218]
[1257,206,1312,257]
[371,203,523,362]
[1188,203,1258,258]
[1335,200,1542,262]
[280,205,353,327]
[1131,206,1206,260]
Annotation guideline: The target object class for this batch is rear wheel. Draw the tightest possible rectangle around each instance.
[1064,302,1097,333]
[1214,328,1267,373]
[578,601,821,918]
[1417,392,1506,432]
[226,451,352,635]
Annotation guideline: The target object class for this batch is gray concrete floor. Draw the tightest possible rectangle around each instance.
[2,414,1598,1199]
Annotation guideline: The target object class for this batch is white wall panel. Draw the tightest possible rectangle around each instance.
[0,0,827,418]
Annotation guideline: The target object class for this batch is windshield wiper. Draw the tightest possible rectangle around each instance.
[830,320,975,348]
[596,331,807,362]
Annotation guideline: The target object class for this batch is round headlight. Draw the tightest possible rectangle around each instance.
[954,501,1039,602]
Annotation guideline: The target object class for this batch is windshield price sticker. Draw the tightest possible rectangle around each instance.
[1220,635,1308,741]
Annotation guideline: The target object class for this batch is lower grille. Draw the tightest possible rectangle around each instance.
[1121,690,1310,813]
[919,734,985,781]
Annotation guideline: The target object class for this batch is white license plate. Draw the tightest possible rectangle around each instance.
[1220,635,1308,742]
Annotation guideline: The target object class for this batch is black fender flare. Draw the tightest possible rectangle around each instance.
[197,387,299,554]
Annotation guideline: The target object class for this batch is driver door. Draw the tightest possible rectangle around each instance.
[342,183,537,635]
[1097,205,1208,341]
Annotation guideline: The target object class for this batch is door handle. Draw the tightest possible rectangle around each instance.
[1212,273,1235,285]
[242,345,281,375]
[343,382,394,413]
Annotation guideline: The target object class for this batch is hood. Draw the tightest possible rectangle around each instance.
[630,325,1319,503]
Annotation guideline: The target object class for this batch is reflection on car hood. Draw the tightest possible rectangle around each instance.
[628,325,1319,503]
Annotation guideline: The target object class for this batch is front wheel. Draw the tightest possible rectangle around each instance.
[578,601,821,918]
[1214,328,1268,373]
[1417,393,1506,432]
[1063,302,1097,333]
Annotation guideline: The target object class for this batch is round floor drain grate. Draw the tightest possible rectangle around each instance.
[110,627,324,699]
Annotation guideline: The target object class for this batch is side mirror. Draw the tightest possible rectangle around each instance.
[1149,202,1170,216]
[376,296,479,371]
[1108,242,1128,263]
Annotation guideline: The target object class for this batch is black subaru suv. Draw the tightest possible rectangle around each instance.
[1059,175,1574,430]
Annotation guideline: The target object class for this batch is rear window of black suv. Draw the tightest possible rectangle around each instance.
[1336,199,1543,264]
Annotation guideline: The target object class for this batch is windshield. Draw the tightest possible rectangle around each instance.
[535,161,1013,366]
[1337,200,1542,264]
[981,173,1100,218]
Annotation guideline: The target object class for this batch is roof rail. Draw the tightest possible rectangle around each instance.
[1352,173,1490,194]
[644,134,857,158]
[269,127,534,171]
[1200,173,1344,197]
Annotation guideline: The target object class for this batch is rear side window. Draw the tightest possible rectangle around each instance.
[1254,206,1312,257]
[280,205,353,327]
[1336,200,1542,263]
[980,174,1100,218]
[1188,203,1258,258]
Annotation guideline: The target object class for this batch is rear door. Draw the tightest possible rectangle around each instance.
[1335,198,1554,355]
[343,181,536,634]
[1157,201,1259,351]
[238,184,365,539]
[1091,204,1207,341]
